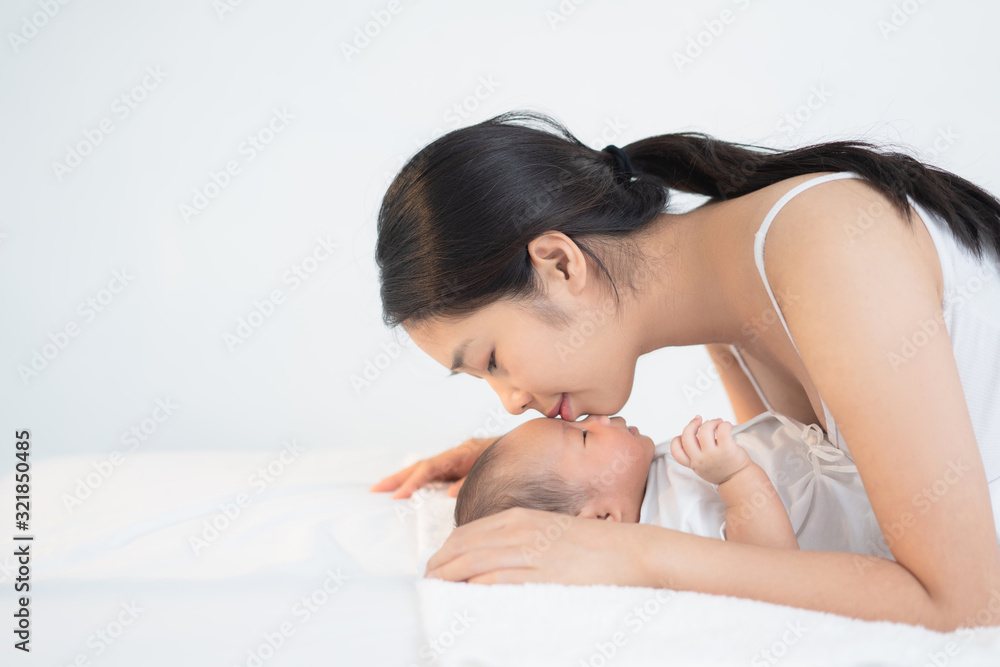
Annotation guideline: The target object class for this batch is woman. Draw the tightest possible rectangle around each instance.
[370,110,1000,630]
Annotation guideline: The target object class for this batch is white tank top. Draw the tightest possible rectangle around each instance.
[727,171,1000,489]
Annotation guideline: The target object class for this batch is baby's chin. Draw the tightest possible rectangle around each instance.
[638,432,656,458]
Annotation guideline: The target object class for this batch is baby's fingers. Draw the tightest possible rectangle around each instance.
[670,435,691,467]
[697,418,724,451]
[714,420,736,447]
[680,416,704,455]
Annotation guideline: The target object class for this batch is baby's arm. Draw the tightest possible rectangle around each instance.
[670,417,798,550]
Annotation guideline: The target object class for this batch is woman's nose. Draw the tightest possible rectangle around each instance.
[498,386,533,415]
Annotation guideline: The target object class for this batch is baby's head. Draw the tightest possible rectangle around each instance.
[455,415,655,526]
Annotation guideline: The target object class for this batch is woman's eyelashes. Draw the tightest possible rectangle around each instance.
[486,350,497,374]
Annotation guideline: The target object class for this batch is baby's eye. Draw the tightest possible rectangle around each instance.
[582,430,587,445]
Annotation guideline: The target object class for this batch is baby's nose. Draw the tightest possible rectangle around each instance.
[581,414,612,425]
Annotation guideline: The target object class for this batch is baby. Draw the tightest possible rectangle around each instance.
[455,412,894,556]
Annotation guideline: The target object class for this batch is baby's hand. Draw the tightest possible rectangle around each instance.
[670,417,751,485]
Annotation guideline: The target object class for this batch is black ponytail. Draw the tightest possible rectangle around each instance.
[376,110,1000,328]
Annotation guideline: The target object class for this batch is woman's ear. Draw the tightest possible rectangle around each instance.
[526,231,588,297]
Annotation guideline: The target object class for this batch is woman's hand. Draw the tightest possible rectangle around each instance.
[369,436,496,499]
[424,507,657,587]
[670,416,750,485]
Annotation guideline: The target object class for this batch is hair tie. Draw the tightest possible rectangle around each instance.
[602,144,634,184]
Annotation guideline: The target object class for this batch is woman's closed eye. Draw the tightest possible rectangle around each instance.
[486,350,497,374]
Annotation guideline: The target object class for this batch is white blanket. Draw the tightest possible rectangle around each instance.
[0,448,425,666]
[414,485,1000,667]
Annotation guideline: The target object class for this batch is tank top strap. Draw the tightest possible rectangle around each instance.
[751,171,862,358]
[728,172,862,457]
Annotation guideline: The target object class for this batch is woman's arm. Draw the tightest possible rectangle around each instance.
[705,343,768,424]
[753,179,1000,628]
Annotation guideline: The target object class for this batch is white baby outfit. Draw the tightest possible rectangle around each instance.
[724,171,1000,535]
[638,410,893,557]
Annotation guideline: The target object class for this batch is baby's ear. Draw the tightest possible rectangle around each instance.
[577,508,620,522]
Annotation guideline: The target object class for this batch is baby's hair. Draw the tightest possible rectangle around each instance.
[454,434,595,526]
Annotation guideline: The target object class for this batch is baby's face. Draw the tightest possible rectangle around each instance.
[504,415,656,523]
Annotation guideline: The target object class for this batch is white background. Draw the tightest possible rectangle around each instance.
[2,0,997,468]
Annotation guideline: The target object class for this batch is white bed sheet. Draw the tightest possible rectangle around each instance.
[0,447,425,667]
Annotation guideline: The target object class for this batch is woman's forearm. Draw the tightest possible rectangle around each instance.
[717,463,798,549]
[633,524,978,631]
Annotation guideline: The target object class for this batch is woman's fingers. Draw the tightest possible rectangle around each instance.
[425,507,536,572]
[446,476,467,498]
[426,545,531,582]
[390,463,434,500]
[372,437,494,498]
[369,461,419,493]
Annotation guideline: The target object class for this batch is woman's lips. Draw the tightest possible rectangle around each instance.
[547,394,564,418]
[559,394,573,421]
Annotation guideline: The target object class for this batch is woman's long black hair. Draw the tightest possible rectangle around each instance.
[376,110,1000,328]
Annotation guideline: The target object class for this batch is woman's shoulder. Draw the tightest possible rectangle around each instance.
[749,171,943,305]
